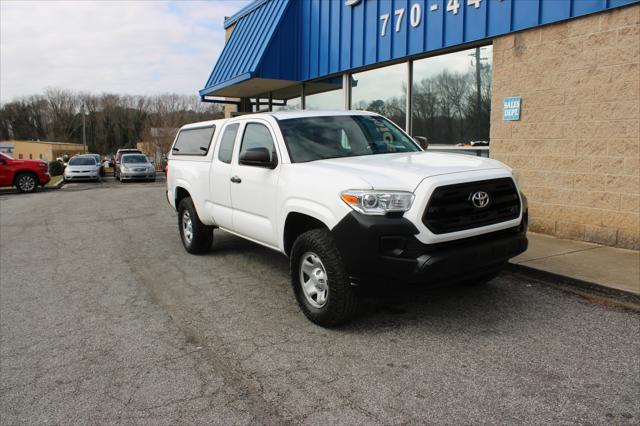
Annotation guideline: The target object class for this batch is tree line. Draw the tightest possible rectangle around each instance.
[356,64,492,145]
[0,89,224,155]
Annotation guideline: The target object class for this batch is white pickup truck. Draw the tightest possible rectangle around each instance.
[167,111,528,326]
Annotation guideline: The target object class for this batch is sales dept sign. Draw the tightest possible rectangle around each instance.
[503,97,521,121]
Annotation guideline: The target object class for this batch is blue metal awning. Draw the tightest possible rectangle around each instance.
[199,0,294,98]
[202,0,639,100]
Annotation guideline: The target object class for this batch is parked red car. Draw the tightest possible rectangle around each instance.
[0,152,51,193]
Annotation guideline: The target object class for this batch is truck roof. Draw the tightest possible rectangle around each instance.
[179,110,378,130]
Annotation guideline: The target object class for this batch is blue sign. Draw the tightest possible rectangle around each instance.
[503,97,521,121]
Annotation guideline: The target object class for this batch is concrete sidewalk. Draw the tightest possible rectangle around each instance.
[511,233,640,296]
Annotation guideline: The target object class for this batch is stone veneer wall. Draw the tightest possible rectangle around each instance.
[490,4,639,249]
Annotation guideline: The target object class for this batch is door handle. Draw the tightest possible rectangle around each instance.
[230,176,242,184]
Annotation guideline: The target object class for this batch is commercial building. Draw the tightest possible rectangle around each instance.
[0,140,85,161]
[201,0,639,249]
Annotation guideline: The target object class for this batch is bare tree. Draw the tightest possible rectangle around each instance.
[0,89,223,154]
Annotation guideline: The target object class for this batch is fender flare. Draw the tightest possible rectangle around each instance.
[278,198,346,251]
[172,179,207,220]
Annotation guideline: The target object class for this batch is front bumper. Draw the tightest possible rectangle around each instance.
[121,171,155,180]
[331,211,528,285]
[64,173,99,180]
[39,173,51,185]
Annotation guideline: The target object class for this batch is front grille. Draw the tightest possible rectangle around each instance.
[423,178,520,234]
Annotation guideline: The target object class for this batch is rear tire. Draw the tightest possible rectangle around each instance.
[178,197,213,254]
[290,229,359,327]
[15,172,38,193]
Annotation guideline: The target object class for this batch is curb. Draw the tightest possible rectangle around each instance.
[506,262,640,309]
[52,177,65,189]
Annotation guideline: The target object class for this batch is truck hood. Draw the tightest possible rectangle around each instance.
[306,152,508,191]
[11,159,48,167]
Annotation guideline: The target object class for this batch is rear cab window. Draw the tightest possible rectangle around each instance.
[172,126,216,156]
[217,123,240,164]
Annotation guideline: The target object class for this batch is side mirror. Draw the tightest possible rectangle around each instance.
[239,147,277,169]
[414,136,429,150]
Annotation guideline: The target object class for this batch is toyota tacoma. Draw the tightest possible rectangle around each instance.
[166,111,528,326]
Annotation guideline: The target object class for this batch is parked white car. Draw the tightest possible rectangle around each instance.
[166,111,528,326]
[63,155,101,182]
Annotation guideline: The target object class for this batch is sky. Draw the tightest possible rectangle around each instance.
[0,0,250,103]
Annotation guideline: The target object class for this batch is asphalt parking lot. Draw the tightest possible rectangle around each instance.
[1,181,639,424]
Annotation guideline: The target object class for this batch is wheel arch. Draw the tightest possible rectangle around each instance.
[14,170,39,191]
[282,212,330,256]
[14,170,38,184]
[175,186,191,209]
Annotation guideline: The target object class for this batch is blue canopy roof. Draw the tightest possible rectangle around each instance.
[199,0,292,97]
[201,0,638,100]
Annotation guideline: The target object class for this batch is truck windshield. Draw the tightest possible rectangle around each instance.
[278,115,420,163]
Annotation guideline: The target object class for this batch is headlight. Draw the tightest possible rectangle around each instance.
[340,190,414,215]
[121,166,128,172]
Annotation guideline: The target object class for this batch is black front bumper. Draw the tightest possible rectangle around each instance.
[331,212,528,284]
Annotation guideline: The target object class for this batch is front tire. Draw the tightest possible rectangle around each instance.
[178,197,213,254]
[290,229,359,327]
[15,172,38,193]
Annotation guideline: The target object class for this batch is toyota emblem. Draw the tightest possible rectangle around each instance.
[470,191,490,209]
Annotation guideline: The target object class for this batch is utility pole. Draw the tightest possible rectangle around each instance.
[469,47,488,141]
[81,104,87,153]
[475,46,481,137]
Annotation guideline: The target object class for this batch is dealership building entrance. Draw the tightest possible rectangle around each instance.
[201,0,639,249]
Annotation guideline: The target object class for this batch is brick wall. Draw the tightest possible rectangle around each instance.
[490,5,639,250]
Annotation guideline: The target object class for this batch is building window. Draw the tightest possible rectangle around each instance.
[271,85,303,111]
[29,154,33,159]
[304,76,344,110]
[352,63,407,129]
[411,46,493,146]
[18,154,23,159]
[271,97,302,111]
[39,154,43,159]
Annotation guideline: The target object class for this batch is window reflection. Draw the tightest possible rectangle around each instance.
[411,46,492,146]
[271,85,303,111]
[304,76,344,110]
[351,63,407,129]
[272,97,302,111]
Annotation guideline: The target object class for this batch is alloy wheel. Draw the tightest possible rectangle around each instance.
[17,175,36,192]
